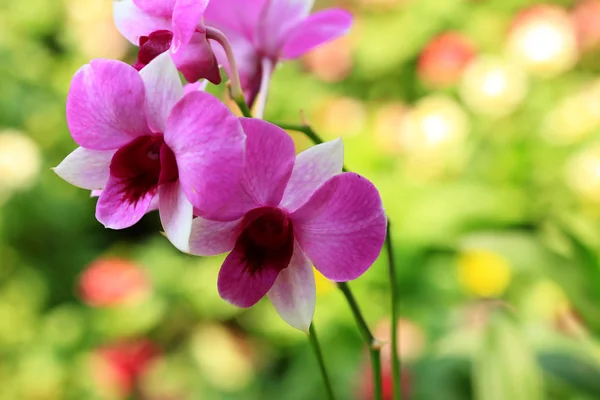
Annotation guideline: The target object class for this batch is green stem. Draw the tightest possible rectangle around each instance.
[273,123,348,171]
[338,282,383,400]
[235,97,253,118]
[308,324,337,400]
[206,26,252,118]
[386,222,401,400]
[273,120,402,400]
[275,123,324,145]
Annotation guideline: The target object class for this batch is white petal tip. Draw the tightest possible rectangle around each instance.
[283,315,313,333]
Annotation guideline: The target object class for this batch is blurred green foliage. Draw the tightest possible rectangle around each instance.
[3,0,600,398]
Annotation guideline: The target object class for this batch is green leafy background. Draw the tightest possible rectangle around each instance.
[2,0,600,398]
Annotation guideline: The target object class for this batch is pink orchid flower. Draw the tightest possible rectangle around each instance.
[113,0,221,84]
[188,119,387,331]
[204,0,353,107]
[54,53,245,252]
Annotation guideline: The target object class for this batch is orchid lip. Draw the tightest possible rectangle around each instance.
[109,135,178,204]
[238,206,294,275]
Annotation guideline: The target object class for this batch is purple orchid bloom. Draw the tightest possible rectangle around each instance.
[113,0,221,84]
[54,53,245,252]
[204,0,353,108]
[188,119,387,331]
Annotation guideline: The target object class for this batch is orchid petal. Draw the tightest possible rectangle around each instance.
[171,0,209,52]
[139,52,184,133]
[53,147,115,190]
[280,138,343,212]
[282,9,353,59]
[96,176,156,229]
[217,245,282,308]
[258,0,313,55]
[171,32,221,84]
[204,0,267,40]
[183,80,208,96]
[194,119,295,220]
[236,118,295,210]
[91,190,160,212]
[158,180,193,253]
[164,91,245,221]
[114,0,171,44]
[133,0,175,18]
[188,217,243,256]
[291,173,387,281]
[67,59,152,150]
[267,242,315,332]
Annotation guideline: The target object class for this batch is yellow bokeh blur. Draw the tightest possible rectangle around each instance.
[457,249,512,298]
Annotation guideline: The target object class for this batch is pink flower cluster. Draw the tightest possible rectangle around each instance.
[55,0,387,331]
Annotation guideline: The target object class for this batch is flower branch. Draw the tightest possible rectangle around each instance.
[308,323,337,400]
[205,26,251,117]
[386,221,401,400]
[272,120,401,399]
[338,282,383,400]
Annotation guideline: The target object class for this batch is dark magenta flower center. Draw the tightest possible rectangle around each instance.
[110,135,178,203]
[237,207,294,275]
[134,30,174,71]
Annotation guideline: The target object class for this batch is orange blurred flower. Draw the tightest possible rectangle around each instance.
[572,0,600,52]
[418,32,476,88]
[79,257,150,307]
[303,35,354,83]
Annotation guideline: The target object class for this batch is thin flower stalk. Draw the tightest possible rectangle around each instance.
[273,121,400,400]
[308,324,337,400]
[386,221,401,400]
[205,26,247,115]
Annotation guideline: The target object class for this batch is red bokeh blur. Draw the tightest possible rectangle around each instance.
[361,362,411,400]
[571,0,600,52]
[93,338,160,395]
[79,257,150,307]
[417,32,476,88]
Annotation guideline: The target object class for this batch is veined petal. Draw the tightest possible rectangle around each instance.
[267,242,315,332]
[188,217,243,256]
[53,147,115,190]
[291,173,387,281]
[204,0,267,40]
[171,32,221,84]
[164,91,245,221]
[114,0,171,44]
[158,181,193,253]
[171,0,209,52]
[280,138,343,212]
[133,0,175,18]
[139,52,184,133]
[282,9,353,59]
[217,240,285,308]
[238,118,295,208]
[67,59,152,150]
[91,190,160,212]
[96,175,156,229]
[258,0,314,55]
[191,119,295,220]
[183,80,208,96]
